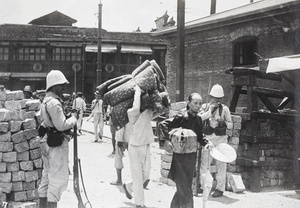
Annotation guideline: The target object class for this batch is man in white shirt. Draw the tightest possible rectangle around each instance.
[91,91,104,142]
[72,92,86,134]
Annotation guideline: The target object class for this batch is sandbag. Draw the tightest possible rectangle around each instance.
[132,60,151,77]
[96,75,128,96]
[150,59,165,81]
[107,74,132,91]
[110,99,133,130]
[104,66,157,106]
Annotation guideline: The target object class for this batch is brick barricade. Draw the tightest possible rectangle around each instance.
[0,90,41,207]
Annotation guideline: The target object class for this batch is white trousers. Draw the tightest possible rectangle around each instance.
[127,144,151,206]
[200,134,228,192]
[93,113,104,140]
[38,139,69,202]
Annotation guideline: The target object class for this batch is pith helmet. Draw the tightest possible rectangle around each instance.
[209,84,224,98]
[46,70,69,91]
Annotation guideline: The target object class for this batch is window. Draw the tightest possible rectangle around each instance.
[0,47,9,60]
[17,47,46,61]
[233,38,257,67]
[52,47,82,61]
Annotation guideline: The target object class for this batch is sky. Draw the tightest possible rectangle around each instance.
[0,0,261,32]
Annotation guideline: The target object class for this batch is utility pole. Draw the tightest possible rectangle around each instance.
[97,1,102,86]
[176,0,185,101]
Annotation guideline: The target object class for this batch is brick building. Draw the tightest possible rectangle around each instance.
[0,11,167,102]
[153,0,300,106]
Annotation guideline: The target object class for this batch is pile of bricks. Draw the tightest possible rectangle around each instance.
[0,90,42,207]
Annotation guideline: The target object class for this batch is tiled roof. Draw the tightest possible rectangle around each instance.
[0,24,165,44]
[153,0,299,35]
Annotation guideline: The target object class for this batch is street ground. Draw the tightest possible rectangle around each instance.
[57,118,300,208]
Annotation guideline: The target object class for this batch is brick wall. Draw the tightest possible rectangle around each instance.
[161,12,296,107]
[0,90,41,206]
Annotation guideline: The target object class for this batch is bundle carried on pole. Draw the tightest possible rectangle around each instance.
[96,60,168,130]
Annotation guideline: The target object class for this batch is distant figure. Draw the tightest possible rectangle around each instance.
[72,92,86,135]
[23,85,33,99]
[36,90,46,103]
[91,91,104,142]
[0,85,5,92]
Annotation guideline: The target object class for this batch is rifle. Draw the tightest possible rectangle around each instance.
[73,123,85,208]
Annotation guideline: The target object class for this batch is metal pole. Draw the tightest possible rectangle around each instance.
[176,0,185,101]
[97,2,102,87]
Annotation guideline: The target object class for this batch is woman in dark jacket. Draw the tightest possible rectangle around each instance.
[158,92,216,208]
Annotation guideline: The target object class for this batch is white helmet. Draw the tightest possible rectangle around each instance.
[46,70,69,91]
[209,84,224,98]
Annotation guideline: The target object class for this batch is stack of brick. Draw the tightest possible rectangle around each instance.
[0,90,42,206]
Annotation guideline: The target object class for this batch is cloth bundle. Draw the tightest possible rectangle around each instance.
[96,60,168,130]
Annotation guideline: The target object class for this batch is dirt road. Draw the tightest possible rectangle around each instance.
[57,120,300,208]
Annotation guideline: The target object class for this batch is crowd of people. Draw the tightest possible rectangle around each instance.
[1,69,233,208]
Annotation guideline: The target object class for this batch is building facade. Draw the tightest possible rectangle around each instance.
[0,11,167,102]
[153,0,300,106]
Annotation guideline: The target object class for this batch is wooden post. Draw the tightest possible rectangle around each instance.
[176,0,185,102]
[97,2,102,87]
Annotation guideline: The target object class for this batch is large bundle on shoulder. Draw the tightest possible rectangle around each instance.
[96,60,169,130]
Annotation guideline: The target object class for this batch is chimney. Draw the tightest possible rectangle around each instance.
[210,0,216,14]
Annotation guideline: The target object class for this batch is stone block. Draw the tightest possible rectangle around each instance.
[29,148,41,160]
[0,132,11,142]
[233,122,242,130]
[0,172,11,182]
[22,119,37,130]
[4,100,21,111]
[14,141,29,153]
[9,191,27,202]
[161,161,171,170]
[17,151,29,161]
[24,111,36,120]
[0,91,6,101]
[232,129,240,137]
[23,181,36,191]
[7,162,20,172]
[160,169,169,178]
[24,170,39,182]
[6,90,24,101]
[28,138,39,150]
[33,159,42,169]
[7,201,37,208]
[11,131,25,144]
[226,129,233,137]
[2,152,17,162]
[26,100,40,111]
[235,107,247,113]
[26,189,38,201]
[12,181,23,192]
[0,122,9,133]
[10,110,22,121]
[12,171,25,182]
[0,162,6,172]
[229,174,246,193]
[20,161,33,171]
[20,99,30,109]
[0,109,11,122]
[24,129,38,140]
[231,115,242,123]
[0,182,12,193]
[10,121,22,132]
[228,137,239,145]
[161,153,173,163]
[36,169,42,178]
